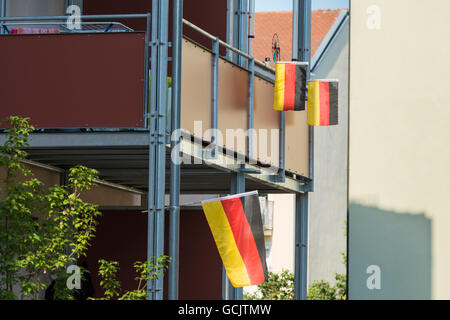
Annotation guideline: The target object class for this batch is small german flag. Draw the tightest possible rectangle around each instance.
[273,61,308,111]
[307,79,339,126]
[201,191,268,287]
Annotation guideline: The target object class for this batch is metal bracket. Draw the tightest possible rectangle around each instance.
[237,167,261,174]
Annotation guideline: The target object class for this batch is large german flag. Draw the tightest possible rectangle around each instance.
[307,79,339,126]
[273,61,308,111]
[201,191,268,287]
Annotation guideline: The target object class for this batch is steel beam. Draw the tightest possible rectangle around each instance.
[247,0,256,160]
[225,170,245,300]
[293,0,312,300]
[210,37,220,159]
[231,0,248,67]
[147,0,169,300]
[296,0,313,187]
[294,192,309,300]
[168,0,183,300]
[0,0,6,35]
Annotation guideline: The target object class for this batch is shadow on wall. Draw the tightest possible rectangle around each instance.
[348,203,432,300]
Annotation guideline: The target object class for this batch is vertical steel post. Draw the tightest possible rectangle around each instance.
[0,0,6,35]
[0,0,6,17]
[222,265,228,300]
[248,58,255,159]
[278,111,286,181]
[293,0,311,301]
[144,14,151,129]
[226,170,245,300]
[211,37,220,158]
[248,0,255,56]
[232,0,248,66]
[297,0,313,185]
[147,5,157,299]
[168,0,183,300]
[226,0,233,60]
[238,0,247,65]
[148,0,169,301]
[294,192,309,300]
[247,0,255,161]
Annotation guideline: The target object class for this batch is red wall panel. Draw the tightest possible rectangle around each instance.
[83,0,228,54]
[84,209,222,299]
[0,33,145,128]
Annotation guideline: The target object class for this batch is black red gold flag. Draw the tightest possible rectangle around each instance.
[201,191,268,287]
[273,61,308,111]
[307,79,339,126]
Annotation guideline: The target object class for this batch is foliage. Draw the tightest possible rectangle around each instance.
[96,260,121,300]
[307,272,347,300]
[0,116,101,299]
[244,251,347,300]
[244,270,294,300]
[89,256,171,300]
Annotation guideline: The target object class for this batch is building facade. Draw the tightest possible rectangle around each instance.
[349,0,450,299]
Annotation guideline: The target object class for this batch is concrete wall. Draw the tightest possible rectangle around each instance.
[262,17,349,287]
[349,0,450,299]
[308,18,349,285]
[267,194,295,273]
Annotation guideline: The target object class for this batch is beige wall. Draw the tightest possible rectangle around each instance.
[81,183,142,208]
[0,163,61,198]
[1,162,143,208]
[308,17,349,286]
[349,0,450,299]
[181,38,309,176]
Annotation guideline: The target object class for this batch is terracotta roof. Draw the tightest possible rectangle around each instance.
[253,9,347,65]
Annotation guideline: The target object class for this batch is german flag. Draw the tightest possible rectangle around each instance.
[273,61,308,111]
[201,191,268,287]
[307,79,339,126]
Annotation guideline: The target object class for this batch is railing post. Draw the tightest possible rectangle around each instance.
[210,37,220,158]
[248,57,255,160]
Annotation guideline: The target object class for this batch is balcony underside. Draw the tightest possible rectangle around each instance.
[0,131,307,194]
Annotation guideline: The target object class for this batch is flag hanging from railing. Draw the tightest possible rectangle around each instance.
[273,61,308,111]
[307,79,339,126]
[201,191,268,288]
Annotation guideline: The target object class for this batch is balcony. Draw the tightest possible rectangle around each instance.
[0,14,310,195]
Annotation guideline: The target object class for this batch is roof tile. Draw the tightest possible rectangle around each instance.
[253,9,347,65]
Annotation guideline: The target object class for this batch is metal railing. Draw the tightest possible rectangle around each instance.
[182,18,273,71]
[0,13,151,131]
[0,14,285,180]
[1,21,132,34]
[182,18,285,181]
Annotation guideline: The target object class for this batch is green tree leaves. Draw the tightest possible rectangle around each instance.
[0,116,101,299]
[90,256,171,300]
[244,270,294,300]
